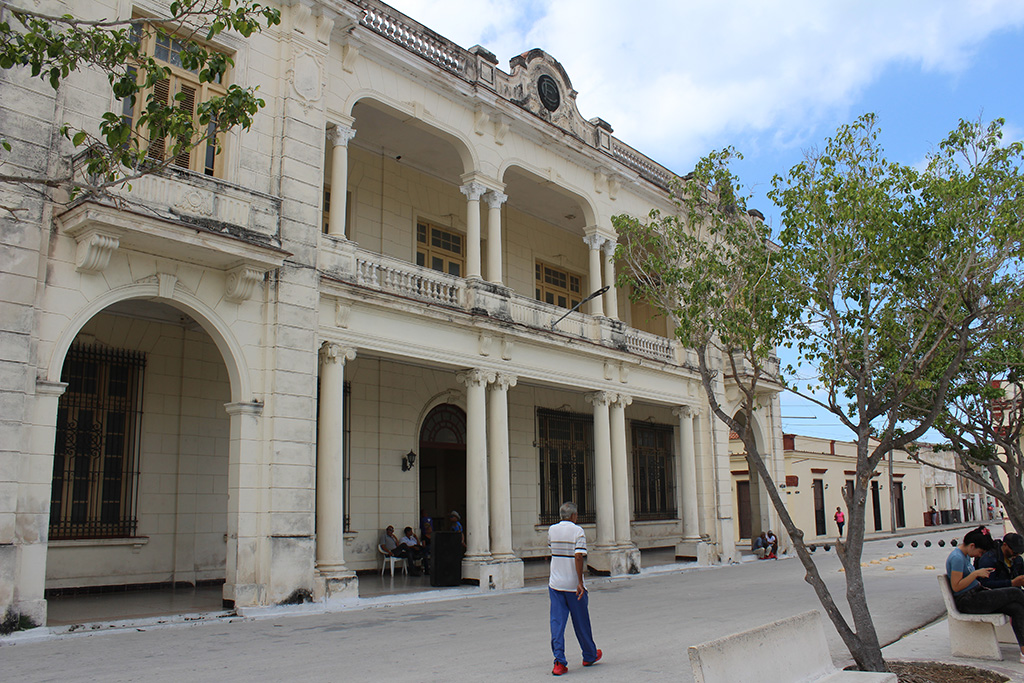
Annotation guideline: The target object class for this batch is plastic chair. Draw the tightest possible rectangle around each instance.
[379,544,407,576]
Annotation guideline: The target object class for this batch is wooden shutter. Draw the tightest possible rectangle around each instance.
[146,78,170,161]
[173,83,197,169]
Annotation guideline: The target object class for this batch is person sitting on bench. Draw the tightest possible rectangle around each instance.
[948,526,1024,663]
[976,532,1024,589]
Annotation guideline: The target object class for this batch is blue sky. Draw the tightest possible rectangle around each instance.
[384,0,1024,441]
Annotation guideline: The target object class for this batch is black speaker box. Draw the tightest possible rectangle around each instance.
[430,531,463,587]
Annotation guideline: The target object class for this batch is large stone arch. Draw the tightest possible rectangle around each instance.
[26,280,261,619]
[499,160,599,228]
[343,91,478,176]
[46,281,253,404]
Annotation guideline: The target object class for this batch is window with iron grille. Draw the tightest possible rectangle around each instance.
[537,409,595,524]
[51,344,146,539]
[631,421,677,520]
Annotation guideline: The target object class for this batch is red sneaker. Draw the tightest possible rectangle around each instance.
[552,662,568,676]
[583,649,602,667]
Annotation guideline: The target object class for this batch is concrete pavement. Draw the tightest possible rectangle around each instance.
[2,526,1019,682]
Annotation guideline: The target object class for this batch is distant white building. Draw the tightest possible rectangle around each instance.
[0,0,784,627]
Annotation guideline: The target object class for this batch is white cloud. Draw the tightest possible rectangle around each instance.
[383,0,1024,169]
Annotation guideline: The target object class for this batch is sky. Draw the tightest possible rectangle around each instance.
[382,0,1024,442]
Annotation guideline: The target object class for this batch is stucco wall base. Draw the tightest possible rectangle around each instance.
[316,572,359,603]
[587,545,640,576]
[462,558,524,590]
[0,546,14,623]
[676,539,714,566]
[12,598,45,628]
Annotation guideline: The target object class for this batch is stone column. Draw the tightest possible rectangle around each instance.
[484,191,507,285]
[675,405,701,539]
[315,343,357,597]
[586,391,615,547]
[583,233,605,317]
[487,373,517,559]
[602,238,619,320]
[326,124,356,239]
[223,399,264,607]
[13,380,67,626]
[458,368,493,563]
[460,182,487,279]
[609,394,632,546]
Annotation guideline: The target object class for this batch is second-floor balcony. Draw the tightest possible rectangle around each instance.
[323,240,682,367]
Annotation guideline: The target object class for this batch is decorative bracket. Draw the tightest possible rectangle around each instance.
[74,229,120,273]
[225,264,264,303]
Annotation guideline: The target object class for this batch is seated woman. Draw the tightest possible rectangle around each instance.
[947,526,1024,663]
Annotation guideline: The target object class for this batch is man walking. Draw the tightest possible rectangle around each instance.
[548,501,601,676]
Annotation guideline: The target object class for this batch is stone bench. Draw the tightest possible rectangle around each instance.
[937,574,1012,660]
[687,610,896,683]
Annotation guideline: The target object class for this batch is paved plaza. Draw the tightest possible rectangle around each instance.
[4,528,1023,682]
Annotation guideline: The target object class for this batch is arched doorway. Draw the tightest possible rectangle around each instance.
[44,299,232,622]
[418,404,466,530]
[733,411,771,541]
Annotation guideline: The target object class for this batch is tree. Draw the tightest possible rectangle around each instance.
[898,119,1024,530]
[0,0,280,204]
[614,114,1023,672]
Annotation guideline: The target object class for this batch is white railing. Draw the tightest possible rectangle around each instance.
[610,139,674,189]
[355,0,469,78]
[624,328,675,362]
[507,296,589,340]
[355,252,463,307]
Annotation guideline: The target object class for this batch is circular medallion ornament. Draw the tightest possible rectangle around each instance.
[537,74,560,112]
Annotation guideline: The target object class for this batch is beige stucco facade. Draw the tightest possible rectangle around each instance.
[730,434,928,546]
[0,0,784,627]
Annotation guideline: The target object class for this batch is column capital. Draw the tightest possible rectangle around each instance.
[601,238,618,257]
[582,233,606,250]
[489,373,518,391]
[611,393,632,408]
[483,190,508,209]
[585,391,615,407]
[319,341,357,366]
[36,379,68,398]
[673,405,696,418]
[460,182,488,201]
[328,124,357,147]
[457,368,495,387]
[224,401,265,417]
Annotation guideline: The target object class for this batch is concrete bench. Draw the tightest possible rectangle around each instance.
[687,610,896,683]
[937,574,1012,660]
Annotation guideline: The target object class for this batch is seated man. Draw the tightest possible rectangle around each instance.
[382,525,422,574]
[752,532,770,560]
[399,526,427,574]
[976,532,1024,588]
[765,530,778,559]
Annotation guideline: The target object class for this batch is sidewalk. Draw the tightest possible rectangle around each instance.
[882,618,1024,681]
[2,524,1018,682]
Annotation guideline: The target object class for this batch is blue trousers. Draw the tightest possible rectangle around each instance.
[549,587,597,665]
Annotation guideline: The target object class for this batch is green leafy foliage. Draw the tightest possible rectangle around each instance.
[613,114,1024,672]
[0,0,280,196]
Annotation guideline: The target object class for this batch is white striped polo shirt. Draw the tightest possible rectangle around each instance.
[548,519,587,592]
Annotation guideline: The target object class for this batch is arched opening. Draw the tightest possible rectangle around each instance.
[499,165,602,311]
[418,403,467,531]
[45,299,233,624]
[732,411,771,542]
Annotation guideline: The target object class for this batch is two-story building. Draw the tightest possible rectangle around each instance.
[0,0,784,627]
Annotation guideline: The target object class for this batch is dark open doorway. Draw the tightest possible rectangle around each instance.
[418,403,467,532]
